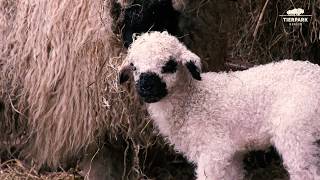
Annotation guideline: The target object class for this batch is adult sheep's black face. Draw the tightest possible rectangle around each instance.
[119,31,202,104]
[122,0,180,47]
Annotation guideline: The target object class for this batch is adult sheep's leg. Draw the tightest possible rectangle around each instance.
[196,152,245,180]
[79,144,124,180]
[272,123,320,180]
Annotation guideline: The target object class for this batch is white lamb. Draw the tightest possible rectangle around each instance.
[119,31,320,180]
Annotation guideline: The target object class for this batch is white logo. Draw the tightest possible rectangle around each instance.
[286,8,304,15]
[280,8,311,26]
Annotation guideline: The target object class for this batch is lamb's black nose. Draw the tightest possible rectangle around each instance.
[138,72,160,91]
[141,82,153,91]
[136,72,168,103]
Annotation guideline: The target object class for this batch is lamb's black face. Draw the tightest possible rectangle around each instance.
[136,72,168,103]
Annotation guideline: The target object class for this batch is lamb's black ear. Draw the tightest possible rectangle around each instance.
[185,61,202,80]
[119,64,133,84]
[185,61,201,81]
[180,51,202,81]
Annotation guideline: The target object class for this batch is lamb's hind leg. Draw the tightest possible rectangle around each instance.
[196,152,245,180]
[272,126,320,180]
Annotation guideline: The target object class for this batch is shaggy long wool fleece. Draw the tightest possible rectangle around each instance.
[0,0,127,168]
[123,31,320,180]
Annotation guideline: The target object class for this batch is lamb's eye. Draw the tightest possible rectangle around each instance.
[161,59,177,73]
[130,63,136,71]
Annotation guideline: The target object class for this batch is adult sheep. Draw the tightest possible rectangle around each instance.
[119,31,320,180]
[0,0,144,179]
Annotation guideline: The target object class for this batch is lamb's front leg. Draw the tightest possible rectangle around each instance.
[196,152,245,180]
